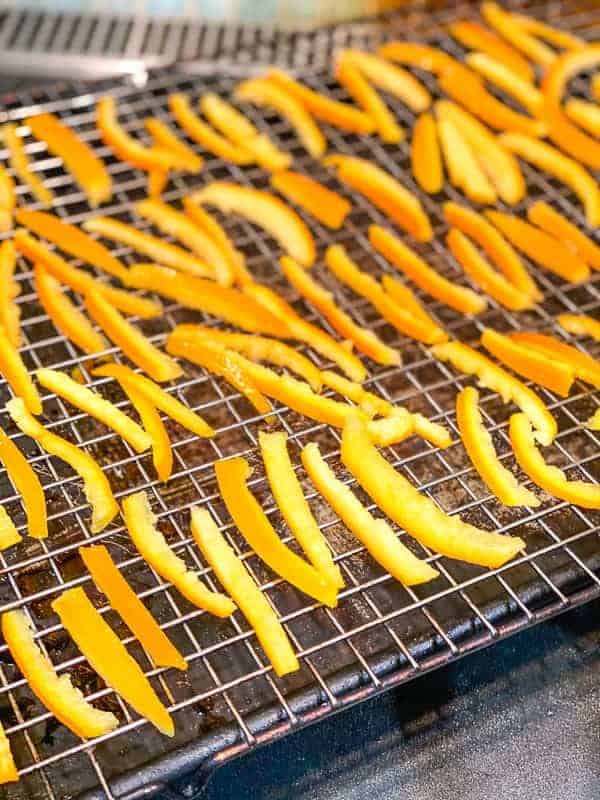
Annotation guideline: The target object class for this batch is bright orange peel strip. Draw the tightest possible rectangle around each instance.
[0,241,20,347]
[509,331,600,390]
[527,201,600,272]
[0,721,17,782]
[341,49,431,112]
[144,117,204,173]
[480,2,556,67]
[564,98,600,137]
[0,165,15,233]
[411,112,443,195]
[0,326,42,415]
[2,122,53,206]
[448,20,535,82]
[0,426,47,539]
[557,314,600,342]
[436,116,497,205]
[270,170,351,230]
[381,275,440,328]
[465,52,544,116]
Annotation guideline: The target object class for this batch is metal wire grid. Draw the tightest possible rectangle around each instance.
[0,4,597,800]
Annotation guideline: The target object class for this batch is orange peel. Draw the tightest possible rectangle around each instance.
[509,331,600,390]
[270,170,351,230]
[564,98,600,137]
[0,165,15,233]
[480,3,556,67]
[340,49,431,112]
[436,116,497,205]
[2,122,53,206]
[0,326,41,415]
[411,112,443,195]
[465,52,544,116]
[527,201,600,271]
[448,20,535,82]
[0,426,47,539]
[557,314,600,342]
[144,117,204,172]
[0,241,20,347]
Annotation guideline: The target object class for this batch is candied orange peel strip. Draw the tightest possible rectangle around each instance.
[15,229,162,319]
[16,209,129,282]
[36,367,152,453]
[200,93,290,172]
[465,52,544,116]
[457,386,539,507]
[377,41,460,75]
[587,408,600,431]
[342,413,524,569]
[0,426,47,539]
[85,289,182,383]
[448,20,535,82]
[126,263,287,337]
[280,254,399,367]
[270,170,351,230]
[564,98,600,137]
[2,122,53,206]
[0,508,21,551]
[302,442,438,586]
[27,112,112,207]
[509,331,600,390]
[510,413,600,509]
[369,225,486,316]
[135,199,233,286]
[235,77,326,158]
[341,49,431,112]
[511,12,584,52]
[435,100,526,205]
[380,275,440,327]
[168,93,254,165]
[193,181,316,267]
[431,340,557,446]
[325,155,432,242]
[447,229,533,312]
[527,202,600,272]
[0,241,20,347]
[216,456,338,607]
[2,609,118,739]
[411,112,443,195]
[0,721,17,783]
[557,314,600,342]
[0,326,42,415]
[191,506,299,677]
[335,54,404,144]
[543,46,600,169]
[436,116,497,205]
[80,545,186,670]
[481,328,574,398]
[144,117,204,172]
[0,165,15,233]
[499,132,600,227]
[93,362,214,439]
[35,265,107,355]
[52,587,174,736]
[485,210,590,283]
[7,397,118,531]
[266,69,375,134]
[325,244,447,345]
[84,215,214,280]
[147,169,167,199]
[123,491,235,617]
[480,2,556,67]
[244,279,367,382]
[171,323,322,392]
[260,431,343,589]
[443,201,540,300]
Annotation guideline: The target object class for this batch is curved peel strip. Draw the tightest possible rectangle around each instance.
[411,112,443,195]
[36,367,152,453]
[302,442,438,585]
[325,155,432,242]
[485,210,590,282]
[7,397,118,532]
[270,171,351,230]
[341,50,431,112]
[511,12,584,51]
[377,41,459,75]
[436,117,497,205]
[144,117,204,172]
[325,244,448,344]
[0,507,21,550]
[381,275,441,328]
[52,587,174,736]
[499,132,600,227]
[35,266,107,355]
[135,199,232,285]
[564,98,600,137]
[2,609,118,739]
[434,100,525,205]
[266,69,375,134]
[431,340,557,446]
[215,456,338,607]
[369,225,485,316]
[168,93,254,164]
[0,326,42,415]
[0,241,20,347]
[443,201,540,300]
[244,279,366,381]
[0,427,47,539]
[0,165,15,233]
[27,112,112,206]
[510,413,600,508]
[80,545,186,670]
[448,20,534,82]
[16,209,129,282]
[192,182,316,268]
[447,229,533,311]
[235,78,326,157]
[465,52,544,116]
[259,431,343,589]
[509,331,600,390]
[527,202,600,271]
[0,721,17,783]
[456,386,539,507]
[126,263,287,337]
[480,2,555,66]
[558,314,600,342]
[122,491,234,616]
[2,122,53,206]
[190,507,299,677]
[280,254,399,366]
[85,289,182,383]
[335,55,404,144]
[342,413,524,568]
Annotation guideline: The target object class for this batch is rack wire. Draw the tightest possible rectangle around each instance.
[0,2,598,798]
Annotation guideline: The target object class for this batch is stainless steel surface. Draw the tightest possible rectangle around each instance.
[0,2,598,799]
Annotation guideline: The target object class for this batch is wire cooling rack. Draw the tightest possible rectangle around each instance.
[0,2,598,799]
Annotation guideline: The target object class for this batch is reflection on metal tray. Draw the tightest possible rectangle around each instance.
[0,2,598,800]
